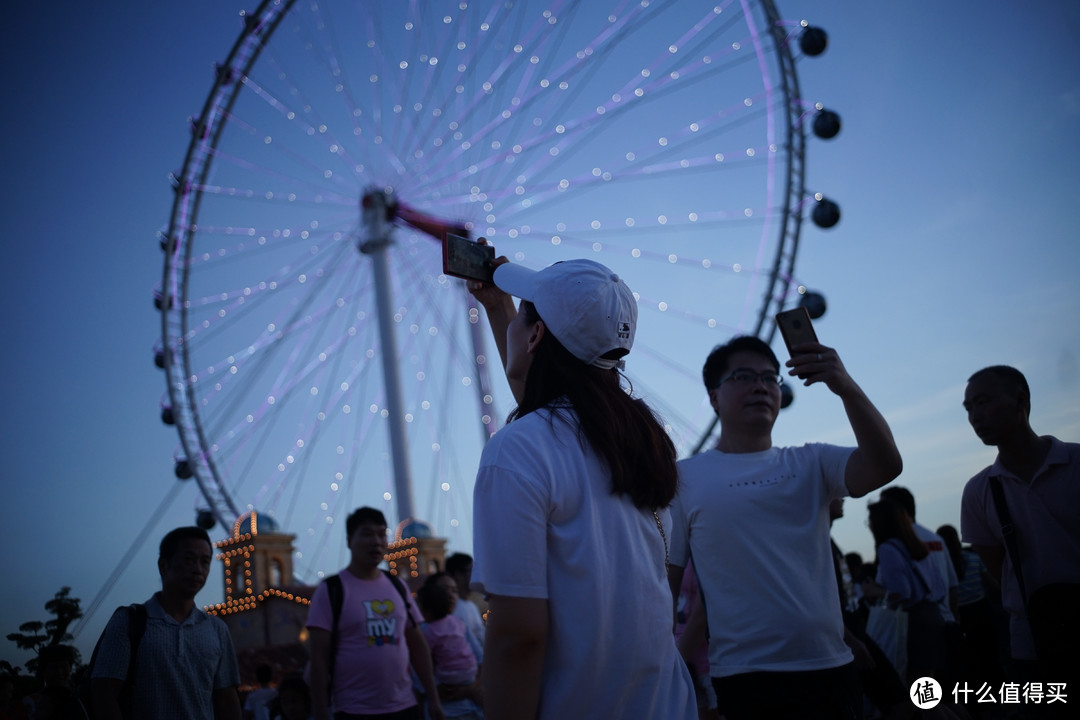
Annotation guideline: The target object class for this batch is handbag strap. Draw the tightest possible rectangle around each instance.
[988,476,1029,608]
[652,510,669,572]
[886,538,934,603]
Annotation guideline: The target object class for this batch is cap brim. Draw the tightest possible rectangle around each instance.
[493,263,540,302]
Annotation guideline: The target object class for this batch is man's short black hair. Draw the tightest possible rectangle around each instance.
[880,486,916,520]
[159,526,213,565]
[445,552,473,576]
[968,365,1031,417]
[346,506,388,540]
[703,335,780,390]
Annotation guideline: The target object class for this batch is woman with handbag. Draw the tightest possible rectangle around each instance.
[866,498,949,683]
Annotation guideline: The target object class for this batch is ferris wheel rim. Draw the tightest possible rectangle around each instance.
[159,0,814,552]
[163,0,299,529]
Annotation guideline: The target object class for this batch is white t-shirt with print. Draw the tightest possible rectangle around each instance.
[670,444,854,678]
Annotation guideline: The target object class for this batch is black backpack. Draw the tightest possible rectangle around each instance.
[79,603,148,719]
[324,570,414,695]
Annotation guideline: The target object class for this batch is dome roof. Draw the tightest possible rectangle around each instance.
[233,511,281,537]
[397,519,434,540]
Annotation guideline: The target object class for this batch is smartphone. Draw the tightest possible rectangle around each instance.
[443,233,495,283]
[775,307,819,356]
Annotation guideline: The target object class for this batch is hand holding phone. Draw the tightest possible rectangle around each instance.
[443,233,495,284]
[775,307,818,356]
[776,307,847,390]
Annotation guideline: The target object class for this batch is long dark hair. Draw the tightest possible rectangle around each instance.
[868,497,927,561]
[936,524,965,580]
[509,301,677,510]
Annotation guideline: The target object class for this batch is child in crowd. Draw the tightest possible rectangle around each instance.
[270,673,311,720]
[417,574,479,690]
[244,664,277,720]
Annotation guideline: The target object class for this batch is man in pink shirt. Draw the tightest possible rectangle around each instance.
[306,507,444,720]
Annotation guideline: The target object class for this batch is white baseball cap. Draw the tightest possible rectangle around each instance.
[493,259,637,369]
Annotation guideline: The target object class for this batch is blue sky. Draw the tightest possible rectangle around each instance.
[2,1,1078,668]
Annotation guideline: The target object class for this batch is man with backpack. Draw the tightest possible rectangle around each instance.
[306,507,443,720]
[90,526,241,719]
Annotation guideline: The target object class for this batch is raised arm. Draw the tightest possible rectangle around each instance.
[786,342,902,498]
[466,253,521,401]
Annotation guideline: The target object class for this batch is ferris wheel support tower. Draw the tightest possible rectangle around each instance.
[358,189,417,523]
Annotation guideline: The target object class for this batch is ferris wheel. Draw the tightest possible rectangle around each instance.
[156,0,841,580]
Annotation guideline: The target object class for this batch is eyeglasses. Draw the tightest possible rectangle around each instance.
[717,369,784,387]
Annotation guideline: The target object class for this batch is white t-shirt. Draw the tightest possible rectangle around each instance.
[913,522,959,623]
[670,444,854,678]
[875,539,948,608]
[472,406,696,720]
[244,687,278,720]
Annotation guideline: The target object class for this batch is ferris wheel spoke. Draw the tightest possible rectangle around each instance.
[212,284,373,452]
[251,10,380,159]
[398,4,669,198]
[184,241,357,401]
[205,135,359,205]
[162,0,831,581]
[412,76,775,233]
[237,304,387,524]
[231,22,403,188]
[194,260,360,468]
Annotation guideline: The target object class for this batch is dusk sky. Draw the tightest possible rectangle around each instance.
[2,0,1077,669]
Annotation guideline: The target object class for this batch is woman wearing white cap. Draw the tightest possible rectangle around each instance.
[468,257,696,720]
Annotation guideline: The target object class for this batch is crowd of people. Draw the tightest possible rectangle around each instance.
[4,256,1076,720]
[459,255,1076,720]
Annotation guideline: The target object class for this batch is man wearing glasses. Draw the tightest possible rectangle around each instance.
[668,335,902,720]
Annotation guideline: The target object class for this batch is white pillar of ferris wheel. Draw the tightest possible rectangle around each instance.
[465,289,500,440]
[393,201,499,443]
[358,188,416,523]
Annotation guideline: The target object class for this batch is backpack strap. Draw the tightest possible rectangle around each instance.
[885,539,935,603]
[118,604,147,711]
[325,574,344,701]
[127,604,147,661]
[382,570,417,628]
[83,603,148,716]
[988,476,1029,607]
